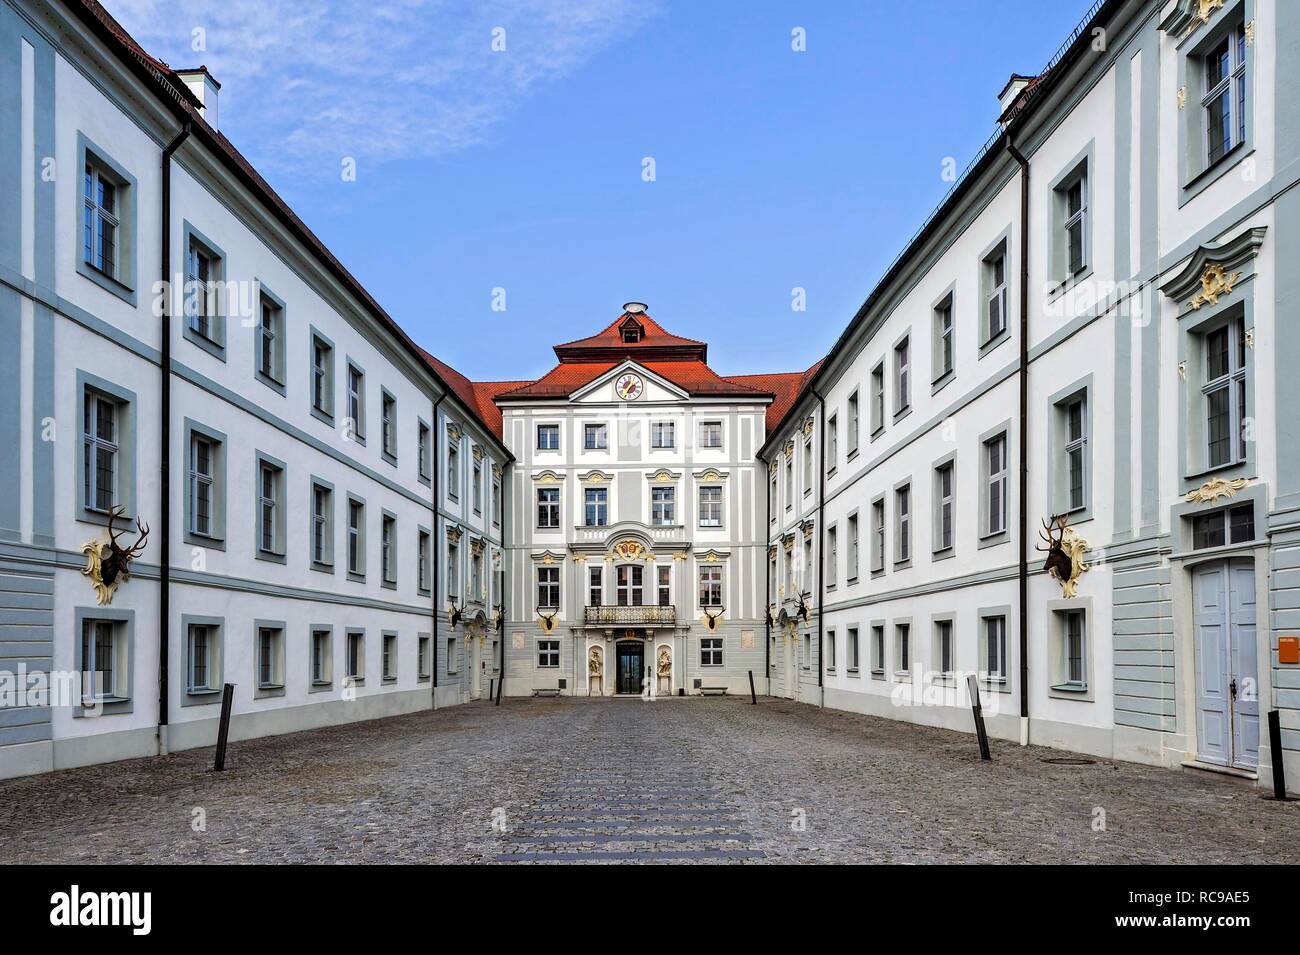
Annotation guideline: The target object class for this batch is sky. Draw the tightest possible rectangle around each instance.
[103,0,1092,382]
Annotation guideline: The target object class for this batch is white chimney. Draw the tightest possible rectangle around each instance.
[997,73,1033,124]
[176,68,220,129]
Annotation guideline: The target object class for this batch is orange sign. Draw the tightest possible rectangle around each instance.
[1280,636,1300,665]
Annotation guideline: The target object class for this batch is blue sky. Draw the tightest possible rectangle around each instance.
[106,0,1091,381]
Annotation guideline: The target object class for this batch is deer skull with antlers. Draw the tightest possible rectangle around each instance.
[537,605,559,634]
[703,606,725,632]
[796,590,813,624]
[447,597,463,629]
[81,506,149,606]
[1037,515,1090,598]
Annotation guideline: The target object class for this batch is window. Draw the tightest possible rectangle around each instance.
[187,433,215,538]
[80,617,127,701]
[984,615,1007,681]
[418,635,431,679]
[984,433,1008,537]
[699,564,722,607]
[871,364,885,435]
[257,625,284,690]
[1202,23,1248,168]
[584,487,608,526]
[827,415,838,471]
[1203,314,1247,469]
[895,484,911,564]
[848,390,860,454]
[826,629,836,670]
[381,514,396,586]
[1061,610,1085,687]
[381,390,397,462]
[871,499,885,574]
[621,320,642,343]
[895,624,910,676]
[185,620,221,697]
[847,514,859,580]
[256,290,285,389]
[699,421,723,450]
[589,566,603,605]
[699,485,723,528]
[446,636,458,674]
[803,439,813,494]
[847,627,859,671]
[617,564,644,606]
[346,364,365,442]
[347,497,365,576]
[652,421,675,448]
[471,548,483,600]
[933,294,954,381]
[446,540,459,598]
[183,230,223,350]
[310,628,332,687]
[584,423,608,450]
[537,487,560,528]
[826,525,837,589]
[417,421,431,484]
[537,424,560,450]
[701,637,723,667]
[82,388,122,514]
[383,633,397,682]
[651,486,675,525]
[257,456,284,558]
[492,477,501,527]
[871,625,885,675]
[311,332,334,419]
[447,442,459,499]
[418,529,431,593]
[311,481,333,568]
[537,566,559,608]
[935,461,954,553]
[82,158,121,278]
[538,639,560,668]
[784,457,794,510]
[936,619,954,675]
[346,631,364,682]
[769,469,778,521]
[473,458,483,514]
[1192,502,1255,549]
[894,335,910,416]
[1055,162,1089,280]
[1053,389,1089,515]
[657,565,671,607]
[983,245,1008,344]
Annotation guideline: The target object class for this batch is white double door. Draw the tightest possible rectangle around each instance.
[1193,558,1259,770]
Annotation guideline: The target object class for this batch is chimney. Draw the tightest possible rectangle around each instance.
[175,67,221,129]
[997,73,1034,124]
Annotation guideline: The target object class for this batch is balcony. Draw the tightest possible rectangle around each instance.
[583,604,677,627]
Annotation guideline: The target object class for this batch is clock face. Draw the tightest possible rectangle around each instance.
[615,373,644,401]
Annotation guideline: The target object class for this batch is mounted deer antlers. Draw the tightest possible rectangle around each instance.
[447,596,463,629]
[765,604,778,629]
[537,605,559,634]
[81,505,149,606]
[1037,515,1091,598]
[703,606,725,632]
[796,590,812,624]
[492,604,505,632]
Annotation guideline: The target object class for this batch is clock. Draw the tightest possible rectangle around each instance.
[615,372,644,401]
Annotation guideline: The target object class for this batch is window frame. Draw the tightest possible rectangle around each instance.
[309,476,335,572]
[931,285,957,393]
[181,614,224,705]
[183,418,227,549]
[979,233,1011,354]
[1048,376,1093,522]
[979,425,1011,547]
[77,371,138,527]
[181,221,227,360]
[254,451,287,563]
[537,485,561,529]
[254,620,287,697]
[309,327,336,424]
[346,493,367,580]
[254,283,287,395]
[73,607,135,715]
[77,133,139,304]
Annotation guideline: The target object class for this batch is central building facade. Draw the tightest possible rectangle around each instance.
[491,307,791,696]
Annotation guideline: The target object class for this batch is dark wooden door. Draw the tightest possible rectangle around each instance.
[617,642,644,694]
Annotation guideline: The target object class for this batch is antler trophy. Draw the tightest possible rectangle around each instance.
[81,506,149,606]
[1037,516,1090,598]
[446,596,463,628]
[703,606,725,632]
[796,590,812,624]
[537,605,559,634]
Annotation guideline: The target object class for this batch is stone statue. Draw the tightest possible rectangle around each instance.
[657,646,672,677]
[589,647,603,676]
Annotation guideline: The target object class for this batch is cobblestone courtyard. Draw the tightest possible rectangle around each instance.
[2,697,1297,864]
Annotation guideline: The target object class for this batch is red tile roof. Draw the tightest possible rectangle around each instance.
[419,349,528,439]
[726,360,824,434]
[495,360,770,403]
[552,312,708,362]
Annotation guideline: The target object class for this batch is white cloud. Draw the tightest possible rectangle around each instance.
[102,0,661,176]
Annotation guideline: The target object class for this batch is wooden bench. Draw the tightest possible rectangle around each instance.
[700,686,728,697]
[533,688,561,698]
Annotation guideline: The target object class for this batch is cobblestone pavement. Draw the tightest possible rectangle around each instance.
[1,697,1297,864]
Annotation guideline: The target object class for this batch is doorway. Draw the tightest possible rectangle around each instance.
[616,640,644,695]
[1193,558,1259,770]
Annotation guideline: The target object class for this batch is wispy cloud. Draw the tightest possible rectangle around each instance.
[102,0,661,176]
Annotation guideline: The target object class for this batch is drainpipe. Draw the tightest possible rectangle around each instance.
[1007,137,1031,746]
[814,389,826,702]
[157,121,190,756]
[431,394,445,707]
[763,451,771,685]
[498,459,508,698]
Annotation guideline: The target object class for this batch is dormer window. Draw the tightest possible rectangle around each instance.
[620,319,643,344]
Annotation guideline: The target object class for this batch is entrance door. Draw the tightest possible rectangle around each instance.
[470,629,481,700]
[785,629,797,700]
[616,641,644,695]
[1193,558,1258,770]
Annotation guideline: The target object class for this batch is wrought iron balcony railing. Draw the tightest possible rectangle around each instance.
[583,604,677,627]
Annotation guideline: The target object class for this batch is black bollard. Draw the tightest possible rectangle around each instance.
[1268,710,1291,800]
[966,674,991,761]
[213,682,235,771]
[748,670,757,705]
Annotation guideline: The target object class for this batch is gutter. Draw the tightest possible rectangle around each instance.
[763,451,771,685]
[814,388,826,700]
[430,393,445,707]
[1007,138,1031,746]
[157,120,190,756]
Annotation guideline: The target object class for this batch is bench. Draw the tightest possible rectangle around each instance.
[533,688,561,698]
[700,686,728,697]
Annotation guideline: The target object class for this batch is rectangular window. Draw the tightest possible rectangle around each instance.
[985,615,1007,680]
[492,478,501,527]
[537,424,560,450]
[186,622,218,693]
[936,619,954,675]
[895,624,910,675]
[381,391,397,461]
[258,460,283,556]
[584,487,608,526]
[803,439,813,494]
[699,485,723,528]
[895,484,911,564]
[537,639,560,668]
[1060,393,1088,514]
[80,618,124,701]
[311,334,333,418]
[537,487,561,528]
[1060,169,1088,278]
[184,239,220,343]
[847,514,859,580]
[383,633,397,681]
[935,461,954,552]
[984,433,1008,537]
[347,498,365,576]
[652,421,675,448]
[848,391,860,453]
[827,415,838,470]
[934,295,954,380]
[537,566,560,608]
[589,566,603,605]
[381,515,396,585]
[699,421,723,449]
[1062,610,1086,687]
[257,625,283,689]
[827,629,836,670]
[418,529,431,592]
[311,628,331,686]
[418,635,431,679]
[446,636,458,674]
[473,459,483,514]
[346,364,365,441]
[984,247,1008,343]
[785,457,794,510]
[871,499,885,574]
[894,336,910,416]
[188,433,214,538]
[1192,502,1255,549]
[617,564,644,606]
[418,422,431,482]
[700,637,723,667]
[471,549,483,600]
[83,391,120,513]
[871,625,885,675]
[446,541,459,597]
[447,443,459,499]
[346,631,364,682]
[584,423,608,450]
[1203,314,1248,469]
[311,482,332,566]
[699,565,723,607]
[1203,24,1248,167]
[256,293,283,386]
[826,525,837,588]
[651,486,675,525]
[847,626,859,671]
[657,565,671,607]
[83,160,121,278]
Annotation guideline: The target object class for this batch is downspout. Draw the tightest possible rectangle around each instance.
[430,394,445,707]
[157,121,190,756]
[763,452,771,685]
[498,459,508,698]
[1007,137,1031,746]
[814,389,826,702]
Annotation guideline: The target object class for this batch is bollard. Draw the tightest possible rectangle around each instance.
[213,682,235,771]
[488,679,494,701]
[495,671,504,706]
[966,674,991,761]
[748,670,757,705]
[1267,710,1292,800]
